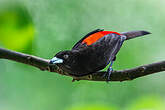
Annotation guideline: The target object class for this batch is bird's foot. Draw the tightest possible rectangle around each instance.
[102,67,113,82]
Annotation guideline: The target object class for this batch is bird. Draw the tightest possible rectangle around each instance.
[50,29,151,81]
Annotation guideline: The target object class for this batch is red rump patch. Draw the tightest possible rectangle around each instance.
[82,31,120,45]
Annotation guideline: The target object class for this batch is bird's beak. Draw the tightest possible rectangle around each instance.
[50,57,63,64]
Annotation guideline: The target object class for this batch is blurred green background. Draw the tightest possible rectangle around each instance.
[0,0,165,110]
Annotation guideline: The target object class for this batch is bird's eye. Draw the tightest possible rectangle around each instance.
[63,54,69,59]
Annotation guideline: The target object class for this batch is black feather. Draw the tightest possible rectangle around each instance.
[121,30,151,40]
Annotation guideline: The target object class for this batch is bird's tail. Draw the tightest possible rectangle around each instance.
[120,30,151,40]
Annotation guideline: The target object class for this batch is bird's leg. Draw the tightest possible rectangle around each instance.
[102,60,114,82]
[106,61,114,81]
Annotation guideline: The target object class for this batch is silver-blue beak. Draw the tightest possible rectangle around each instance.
[50,57,63,64]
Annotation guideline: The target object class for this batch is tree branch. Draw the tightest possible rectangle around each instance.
[0,48,165,82]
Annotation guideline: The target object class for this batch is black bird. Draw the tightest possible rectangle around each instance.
[50,29,151,81]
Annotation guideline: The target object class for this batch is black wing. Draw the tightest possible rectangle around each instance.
[72,29,104,50]
[92,33,126,66]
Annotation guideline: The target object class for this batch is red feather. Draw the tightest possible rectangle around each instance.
[82,31,120,45]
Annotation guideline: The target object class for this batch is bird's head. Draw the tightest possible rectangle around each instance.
[50,50,74,65]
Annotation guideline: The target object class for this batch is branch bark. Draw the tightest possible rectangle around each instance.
[0,48,165,82]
